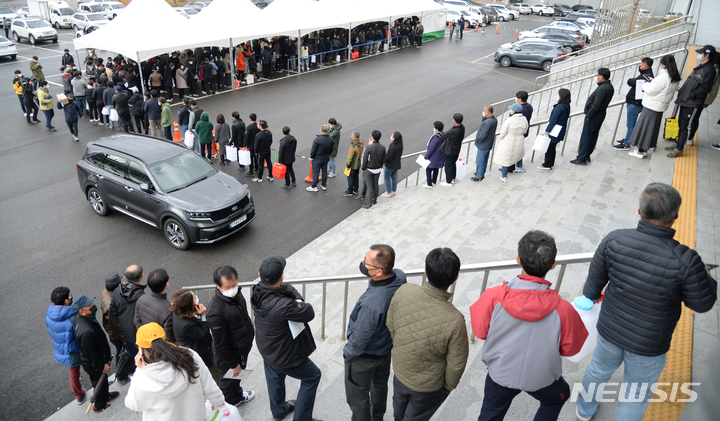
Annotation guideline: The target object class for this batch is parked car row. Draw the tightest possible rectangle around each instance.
[509,3,594,17]
[494,39,567,72]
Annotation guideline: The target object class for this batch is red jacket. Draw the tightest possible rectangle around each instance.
[470,275,588,391]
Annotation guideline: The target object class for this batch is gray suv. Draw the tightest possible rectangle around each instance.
[76,135,255,250]
[494,39,566,72]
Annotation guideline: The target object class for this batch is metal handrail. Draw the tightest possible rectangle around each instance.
[183,252,594,341]
[551,15,691,66]
[537,31,690,88]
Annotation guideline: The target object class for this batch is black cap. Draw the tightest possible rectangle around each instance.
[696,45,716,56]
[105,272,122,291]
[259,257,286,285]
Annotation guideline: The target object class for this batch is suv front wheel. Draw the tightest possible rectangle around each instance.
[87,187,109,216]
[163,218,190,250]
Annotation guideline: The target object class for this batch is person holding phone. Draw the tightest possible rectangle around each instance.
[614,57,654,151]
[171,290,220,383]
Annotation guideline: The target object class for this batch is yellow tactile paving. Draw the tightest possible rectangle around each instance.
[642,47,699,421]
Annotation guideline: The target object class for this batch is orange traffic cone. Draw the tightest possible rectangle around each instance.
[173,121,182,143]
[495,26,499,35]
[464,22,468,30]
[447,22,451,29]
[304,161,322,183]
[474,25,478,32]
[515,29,519,37]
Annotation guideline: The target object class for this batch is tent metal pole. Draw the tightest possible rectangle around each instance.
[136,53,146,96]
[229,38,235,88]
[347,22,352,60]
[387,16,391,49]
[297,30,301,73]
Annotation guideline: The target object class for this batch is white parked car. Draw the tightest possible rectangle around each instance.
[0,35,17,60]
[510,3,532,15]
[532,3,555,16]
[11,18,58,44]
[548,20,592,42]
[446,10,477,28]
[101,2,126,19]
[15,6,31,16]
[48,6,76,29]
[72,12,108,31]
[489,4,519,21]
[78,3,105,13]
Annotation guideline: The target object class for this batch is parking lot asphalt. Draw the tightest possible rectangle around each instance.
[0,12,560,420]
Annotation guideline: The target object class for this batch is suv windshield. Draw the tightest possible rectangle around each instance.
[87,13,105,21]
[59,8,74,15]
[26,20,49,28]
[148,150,216,192]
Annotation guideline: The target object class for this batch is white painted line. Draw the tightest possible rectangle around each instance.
[46,80,62,87]
[472,52,496,62]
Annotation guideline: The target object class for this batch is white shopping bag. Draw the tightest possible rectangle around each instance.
[205,401,243,421]
[415,155,431,168]
[377,168,385,185]
[311,55,316,63]
[109,108,119,122]
[335,54,341,62]
[238,149,251,166]
[455,159,467,181]
[225,145,238,161]
[101,106,109,115]
[184,131,194,148]
[533,134,551,153]
[246,74,254,85]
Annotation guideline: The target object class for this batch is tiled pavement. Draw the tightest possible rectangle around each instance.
[47,103,719,421]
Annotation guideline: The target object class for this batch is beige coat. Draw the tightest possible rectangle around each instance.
[493,113,529,168]
[175,66,188,89]
[386,283,468,392]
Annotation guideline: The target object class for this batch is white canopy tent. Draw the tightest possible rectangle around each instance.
[72,0,189,62]
[176,0,264,50]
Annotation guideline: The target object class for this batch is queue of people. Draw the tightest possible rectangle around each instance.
[43,182,717,421]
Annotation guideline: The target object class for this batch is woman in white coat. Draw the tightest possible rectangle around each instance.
[493,102,530,181]
[628,54,682,158]
[125,322,226,421]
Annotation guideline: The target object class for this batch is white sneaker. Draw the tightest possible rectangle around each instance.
[423,184,433,189]
[320,186,327,191]
[327,172,336,178]
[451,178,459,184]
[576,408,593,421]
[306,186,318,192]
[24,112,27,117]
[236,390,255,405]
[252,177,259,182]
[267,176,274,181]
[513,168,526,173]
[628,150,645,159]
[501,176,507,182]
[440,181,453,187]
[686,139,694,146]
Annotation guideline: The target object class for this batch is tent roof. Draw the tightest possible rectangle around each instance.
[72,0,190,61]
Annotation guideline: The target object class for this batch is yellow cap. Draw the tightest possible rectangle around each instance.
[136,322,166,349]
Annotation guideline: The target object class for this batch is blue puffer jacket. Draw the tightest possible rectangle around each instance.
[45,305,80,367]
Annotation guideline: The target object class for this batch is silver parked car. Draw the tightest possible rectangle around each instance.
[494,39,567,72]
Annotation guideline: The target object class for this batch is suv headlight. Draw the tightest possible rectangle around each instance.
[246,190,252,202]
[186,211,211,219]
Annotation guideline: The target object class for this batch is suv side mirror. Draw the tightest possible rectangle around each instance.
[514,46,522,51]
[139,183,150,192]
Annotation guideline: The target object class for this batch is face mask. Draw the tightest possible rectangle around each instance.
[359,261,371,277]
[697,53,704,63]
[89,304,97,314]
[221,286,238,298]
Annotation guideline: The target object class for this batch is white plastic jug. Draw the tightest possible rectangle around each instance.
[565,296,601,363]
[455,159,467,181]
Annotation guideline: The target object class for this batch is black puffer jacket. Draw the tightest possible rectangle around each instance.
[385,142,403,170]
[251,283,316,369]
[278,135,297,165]
[133,292,174,342]
[109,282,146,346]
[207,288,254,370]
[173,314,214,369]
[231,118,245,147]
[441,124,465,156]
[626,66,654,106]
[676,61,717,108]
[584,80,615,121]
[583,221,717,356]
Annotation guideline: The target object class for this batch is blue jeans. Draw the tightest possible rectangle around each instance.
[384,168,398,193]
[179,124,188,140]
[426,167,439,186]
[43,109,54,130]
[264,358,321,421]
[475,149,490,179]
[577,334,667,421]
[328,156,336,174]
[624,104,642,145]
[455,29,460,39]
[18,94,26,114]
[501,159,523,178]
[76,97,86,117]
[312,160,328,188]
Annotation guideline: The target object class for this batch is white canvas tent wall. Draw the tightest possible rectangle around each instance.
[177,0,264,50]
[72,0,189,62]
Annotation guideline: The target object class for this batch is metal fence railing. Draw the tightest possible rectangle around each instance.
[183,252,594,342]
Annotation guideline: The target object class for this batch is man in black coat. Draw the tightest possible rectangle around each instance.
[245,114,260,177]
[360,130,386,208]
[73,295,120,413]
[110,86,132,133]
[207,266,256,406]
[231,111,246,170]
[254,120,274,182]
[576,183,717,420]
[667,45,717,157]
[572,68,615,165]
[439,113,465,185]
[251,257,321,421]
[278,126,297,188]
[307,124,335,192]
[133,268,174,342]
[109,265,146,370]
